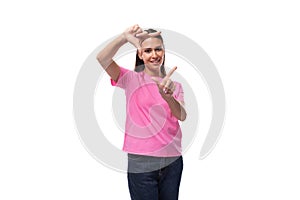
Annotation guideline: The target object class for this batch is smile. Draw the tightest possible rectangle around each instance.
[150,59,161,64]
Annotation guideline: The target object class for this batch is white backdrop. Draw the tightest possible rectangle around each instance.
[1,0,299,199]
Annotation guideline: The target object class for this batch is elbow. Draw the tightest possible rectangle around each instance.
[179,113,187,121]
[180,116,186,122]
[96,54,109,69]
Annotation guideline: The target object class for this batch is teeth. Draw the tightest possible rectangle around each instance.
[151,59,160,63]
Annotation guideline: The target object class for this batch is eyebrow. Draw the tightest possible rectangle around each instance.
[142,46,163,50]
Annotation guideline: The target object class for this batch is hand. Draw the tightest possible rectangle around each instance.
[123,24,161,49]
[151,66,177,101]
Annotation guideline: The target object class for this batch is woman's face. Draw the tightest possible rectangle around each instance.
[140,37,165,71]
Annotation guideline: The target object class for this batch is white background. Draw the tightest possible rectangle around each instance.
[1,0,299,199]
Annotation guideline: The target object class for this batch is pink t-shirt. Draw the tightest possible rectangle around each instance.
[111,67,184,157]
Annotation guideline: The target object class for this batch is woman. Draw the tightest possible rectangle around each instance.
[97,24,187,200]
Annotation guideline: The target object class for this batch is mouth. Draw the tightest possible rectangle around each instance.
[149,58,161,65]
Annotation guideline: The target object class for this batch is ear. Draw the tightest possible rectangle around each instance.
[138,49,143,60]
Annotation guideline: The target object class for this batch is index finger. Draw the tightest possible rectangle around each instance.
[148,31,161,37]
[136,31,161,38]
[166,66,177,78]
[135,31,148,38]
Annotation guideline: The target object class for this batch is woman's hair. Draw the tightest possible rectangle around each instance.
[134,29,166,77]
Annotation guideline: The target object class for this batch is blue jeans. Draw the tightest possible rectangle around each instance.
[127,154,183,200]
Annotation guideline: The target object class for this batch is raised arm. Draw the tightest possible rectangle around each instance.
[96,24,150,81]
[96,34,127,81]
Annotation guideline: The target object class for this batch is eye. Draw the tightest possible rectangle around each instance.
[155,47,163,52]
[144,49,152,53]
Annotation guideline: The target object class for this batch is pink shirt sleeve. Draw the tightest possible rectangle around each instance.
[110,67,132,89]
[173,82,184,102]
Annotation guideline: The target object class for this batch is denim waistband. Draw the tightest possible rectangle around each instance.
[127,153,182,173]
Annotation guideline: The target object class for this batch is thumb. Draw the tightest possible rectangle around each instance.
[131,39,141,49]
[151,77,160,85]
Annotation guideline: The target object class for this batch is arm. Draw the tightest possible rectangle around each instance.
[96,24,151,81]
[96,34,126,81]
[152,67,187,121]
[166,97,187,121]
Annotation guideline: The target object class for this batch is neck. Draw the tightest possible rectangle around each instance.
[143,66,163,78]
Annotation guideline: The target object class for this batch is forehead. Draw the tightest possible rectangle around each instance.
[141,37,163,48]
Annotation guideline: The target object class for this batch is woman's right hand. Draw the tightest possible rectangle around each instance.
[123,24,161,49]
[122,24,143,48]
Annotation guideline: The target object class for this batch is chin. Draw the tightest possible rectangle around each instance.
[147,63,162,69]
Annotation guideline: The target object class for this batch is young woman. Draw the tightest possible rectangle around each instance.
[97,24,187,200]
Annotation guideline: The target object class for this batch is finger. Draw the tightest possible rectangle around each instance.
[164,79,172,90]
[163,80,173,94]
[135,31,148,38]
[129,25,137,33]
[151,77,165,94]
[166,66,177,78]
[163,87,168,94]
[136,31,161,38]
[151,77,160,84]
[159,77,167,87]
[148,31,161,37]
[171,84,176,92]
[135,28,143,35]
[132,24,140,32]
[164,87,174,95]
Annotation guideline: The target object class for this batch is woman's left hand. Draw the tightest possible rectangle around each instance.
[152,66,177,102]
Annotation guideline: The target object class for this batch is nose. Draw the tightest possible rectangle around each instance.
[151,49,158,58]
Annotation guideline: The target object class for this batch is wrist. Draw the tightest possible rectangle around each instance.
[120,33,128,44]
[165,96,175,104]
